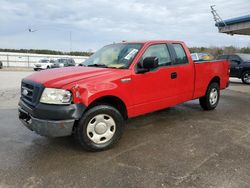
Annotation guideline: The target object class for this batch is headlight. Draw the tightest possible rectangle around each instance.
[40,88,72,104]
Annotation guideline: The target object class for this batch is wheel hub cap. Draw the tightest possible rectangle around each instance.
[86,114,116,144]
[244,73,250,83]
[209,88,218,105]
[95,122,108,134]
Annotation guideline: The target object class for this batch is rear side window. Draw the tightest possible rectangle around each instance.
[191,54,198,61]
[141,44,172,67]
[172,44,188,64]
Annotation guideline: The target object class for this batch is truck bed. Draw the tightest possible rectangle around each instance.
[193,60,229,99]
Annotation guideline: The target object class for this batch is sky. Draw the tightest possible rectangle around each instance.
[0,0,250,52]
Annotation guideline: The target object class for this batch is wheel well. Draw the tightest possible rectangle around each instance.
[87,96,128,119]
[242,69,250,75]
[209,76,220,87]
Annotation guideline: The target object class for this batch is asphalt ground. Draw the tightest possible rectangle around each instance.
[0,70,250,188]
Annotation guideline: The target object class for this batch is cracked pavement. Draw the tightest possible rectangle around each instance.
[0,71,250,188]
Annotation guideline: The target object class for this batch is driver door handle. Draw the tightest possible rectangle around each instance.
[171,72,177,79]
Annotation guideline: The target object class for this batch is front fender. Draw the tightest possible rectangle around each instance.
[69,80,132,109]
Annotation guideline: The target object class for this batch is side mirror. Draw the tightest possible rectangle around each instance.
[137,57,159,73]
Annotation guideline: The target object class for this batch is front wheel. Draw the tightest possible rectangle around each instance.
[241,71,250,84]
[199,82,220,110]
[74,105,125,151]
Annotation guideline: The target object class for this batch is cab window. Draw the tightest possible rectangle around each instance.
[140,44,171,68]
[172,44,188,64]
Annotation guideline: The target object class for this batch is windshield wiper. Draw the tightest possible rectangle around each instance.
[87,64,127,69]
[87,64,108,68]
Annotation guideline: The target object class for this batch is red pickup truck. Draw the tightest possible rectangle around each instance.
[19,40,229,151]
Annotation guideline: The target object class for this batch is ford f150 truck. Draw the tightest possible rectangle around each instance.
[19,40,229,151]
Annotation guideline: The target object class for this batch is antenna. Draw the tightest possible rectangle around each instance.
[210,5,226,27]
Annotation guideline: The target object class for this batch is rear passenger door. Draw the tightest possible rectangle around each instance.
[168,43,195,102]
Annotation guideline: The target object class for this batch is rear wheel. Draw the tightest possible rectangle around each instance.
[74,105,125,151]
[199,82,220,110]
[241,71,250,84]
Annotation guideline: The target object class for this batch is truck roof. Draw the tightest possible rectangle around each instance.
[121,40,184,44]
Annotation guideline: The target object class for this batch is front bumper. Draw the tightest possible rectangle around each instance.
[18,100,86,137]
[19,108,75,137]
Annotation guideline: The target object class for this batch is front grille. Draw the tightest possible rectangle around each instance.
[21,80,44,107]
[21,83,34,103]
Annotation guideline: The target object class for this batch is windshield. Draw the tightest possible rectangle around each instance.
[83,43,142,69]
[238,54,250,61]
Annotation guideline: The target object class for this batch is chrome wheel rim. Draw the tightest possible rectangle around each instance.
[243,73,250,83]
[86,114,116,144]
[209,88,218,105]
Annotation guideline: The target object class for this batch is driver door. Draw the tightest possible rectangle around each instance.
[130,44,176,116]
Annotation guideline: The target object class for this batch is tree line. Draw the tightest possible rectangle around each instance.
[0,48,93,56]
[189,46,250,57]
[0,46,249,57]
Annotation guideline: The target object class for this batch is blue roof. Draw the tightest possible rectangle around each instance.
[216,14,250,27]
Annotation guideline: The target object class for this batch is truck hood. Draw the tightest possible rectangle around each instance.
[25,67,115,88]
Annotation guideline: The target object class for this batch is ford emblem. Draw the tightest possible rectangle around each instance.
[22,89,29,96]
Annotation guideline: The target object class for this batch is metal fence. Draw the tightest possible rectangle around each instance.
[0,52,89,68]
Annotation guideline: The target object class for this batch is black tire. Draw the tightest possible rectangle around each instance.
[199,82,220,110]
[241,70,250,84]
[47,66,50,69]
[74,105,125,151]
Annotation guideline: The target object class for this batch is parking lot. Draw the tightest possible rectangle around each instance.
[0,70,250,188]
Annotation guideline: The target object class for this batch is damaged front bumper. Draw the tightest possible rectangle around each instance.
[18,100,86,137]
[19,108,75,137]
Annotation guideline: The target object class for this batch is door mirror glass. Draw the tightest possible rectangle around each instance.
[143,56,159,69]
[137,57,159,73]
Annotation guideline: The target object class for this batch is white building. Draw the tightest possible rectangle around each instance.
[0,52,89,68]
